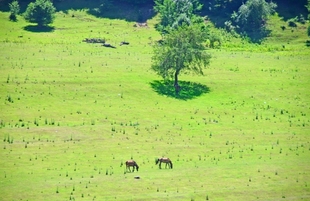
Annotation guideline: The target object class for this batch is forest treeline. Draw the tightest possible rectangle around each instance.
[1,0,308,18]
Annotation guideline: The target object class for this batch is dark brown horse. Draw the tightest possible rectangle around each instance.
[125,160,139,172]
[156,157,173,169]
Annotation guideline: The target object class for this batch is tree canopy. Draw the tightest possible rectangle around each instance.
[152,0,211,95]
[232,0,277,31]
[24,0,56,27]
[151,24,211,94]
[154,0,202,34]
[9,0,20,21]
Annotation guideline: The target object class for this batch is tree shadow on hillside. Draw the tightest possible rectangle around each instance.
[52,0,156,22]
[87,2,155,22]
[0,0,156,22]
[150,80,210,100]
[242,29,272,44]
[23,25,55,32]
[272,0,308,21]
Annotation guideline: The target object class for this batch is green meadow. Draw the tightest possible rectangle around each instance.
[0,6,310,201]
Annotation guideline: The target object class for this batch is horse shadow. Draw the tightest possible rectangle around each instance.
[150,80,210,100]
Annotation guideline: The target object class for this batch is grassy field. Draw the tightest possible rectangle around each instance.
[0,7,310,201]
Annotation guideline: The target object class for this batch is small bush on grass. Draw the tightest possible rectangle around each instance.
[9,0,20,21]
[288,20,297,27]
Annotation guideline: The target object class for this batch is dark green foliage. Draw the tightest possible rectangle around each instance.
[202,0,307,21]
[307,25,310,37]
[232,0,277,32]
[24,0,56,27]
[288,20,297,27]
[154,0,202,33]
[8,0,19,21]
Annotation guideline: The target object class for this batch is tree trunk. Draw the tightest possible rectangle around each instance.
[174,70,181,95]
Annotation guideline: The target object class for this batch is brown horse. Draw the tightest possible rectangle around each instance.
[155,157,173,169]
[125,160,139,172]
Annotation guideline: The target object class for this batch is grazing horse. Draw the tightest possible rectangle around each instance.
[125,160,139,172]
[156,157,173,169]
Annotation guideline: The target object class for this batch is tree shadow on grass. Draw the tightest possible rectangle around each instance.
[150,80,210,100]
[244,29,272,44]
[23,25,55,33]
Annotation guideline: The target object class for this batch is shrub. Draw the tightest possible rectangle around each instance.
[288,20,297,27]
[9,0,20,21]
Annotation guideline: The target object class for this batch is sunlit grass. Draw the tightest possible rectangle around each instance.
[0,9,310,200]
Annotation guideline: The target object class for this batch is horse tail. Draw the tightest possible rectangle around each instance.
[170,161,173,169]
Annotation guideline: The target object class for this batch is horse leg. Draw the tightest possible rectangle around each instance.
[159,161,162,169]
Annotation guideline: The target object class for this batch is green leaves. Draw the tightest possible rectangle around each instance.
[152,25,211,82]
[24,0,56,27]
[9,0,20,15]
[9,0,20,21]
[233,0,277,31]
[152,0,211,94]
[154,0,202,33]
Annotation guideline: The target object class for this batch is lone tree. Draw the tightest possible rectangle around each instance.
[24,0,56,27]
[9,0,20,21]
[152,0,211,95]
[151,24,211,95]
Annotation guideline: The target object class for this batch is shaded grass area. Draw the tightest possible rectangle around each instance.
[23,25,55,32]
[150,80,210,100]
